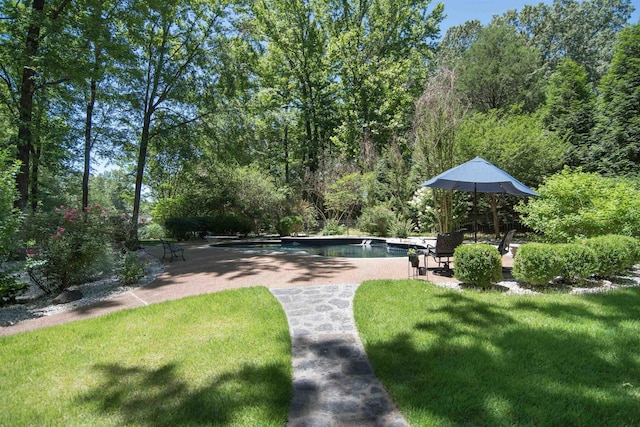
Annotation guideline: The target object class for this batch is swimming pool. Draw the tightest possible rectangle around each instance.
[217,242,408,258]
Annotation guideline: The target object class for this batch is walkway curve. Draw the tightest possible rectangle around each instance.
[271,284,409,427]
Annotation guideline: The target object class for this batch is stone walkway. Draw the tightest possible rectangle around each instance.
[271,284,409,427]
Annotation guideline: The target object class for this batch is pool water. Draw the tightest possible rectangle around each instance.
[222,243,407,258]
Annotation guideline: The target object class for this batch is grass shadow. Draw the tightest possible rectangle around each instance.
[356,282,640,425]
[78,361,290,426]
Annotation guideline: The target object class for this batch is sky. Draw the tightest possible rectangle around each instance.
[437,0,640,36]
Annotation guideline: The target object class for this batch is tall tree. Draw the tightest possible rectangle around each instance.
[324,0,443,170]
[1,0,73,210]
[250,0,335,194]
[413,68,468,232]
[499,0,633,83]
[120,0,230,237]
[589,23,640,177]
[73,0,129,212]
[456,23,543,113]
[437,19,482,67]
[542,58,594,167]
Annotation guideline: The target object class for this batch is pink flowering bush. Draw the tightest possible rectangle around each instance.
[25,205,116,292]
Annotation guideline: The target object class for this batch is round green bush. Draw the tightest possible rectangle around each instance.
[454,244,502,287]
[277,216,303,236]
[584,235,637,276]
[513,242,597,286]
[512,243,563,285]
[556,243,597,282]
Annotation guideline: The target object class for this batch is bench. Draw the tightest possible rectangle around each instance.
[160,239,185,262]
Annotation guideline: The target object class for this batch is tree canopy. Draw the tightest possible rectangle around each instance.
[0,0,637,238]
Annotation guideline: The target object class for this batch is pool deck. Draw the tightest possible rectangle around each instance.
[0,239,513,336]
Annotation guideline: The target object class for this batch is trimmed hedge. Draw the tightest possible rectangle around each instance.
[512,243,563,286]
[165,215,253,240]
[512,236,640,286]
[584,235,639,277]
[454,244,503,287]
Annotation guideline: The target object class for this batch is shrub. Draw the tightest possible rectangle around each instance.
[322,219,346,236]
[584,235,637,276]
[513,243,563,285]
[357,205,396,237]
[164,217,200,240]
[454,244,502,287]
[107,212,139,252]
[165,215,253,240]
[0,268,28,305]
[138,222,164,240]
[25,206,115,293]
[277,216,303,236]
[117,251,148,286]
[517,168,640,242]
[556,243,597,282]
[390,218,413,239]
[0,152,22,259]
[513,242,597,286]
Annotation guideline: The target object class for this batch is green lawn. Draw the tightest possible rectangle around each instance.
[354,280,640,426]
[0,287,292,426]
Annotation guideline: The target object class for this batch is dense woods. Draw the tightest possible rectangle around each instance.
[0,0,638,239]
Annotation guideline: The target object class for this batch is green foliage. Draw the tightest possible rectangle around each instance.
[584,235,638,277]
[276,216,303,237]
[456,23,543,113]
[0,152,22,258]
[389,217,413,239]
[117,251,147,286]
[0,268,28,306]
[590,23,640,177]
[138,222,164,240]
[324,173,373,222]
[453,244,502,287]
[413,68,466,232]
[107,212,139,252]
[517,168,640,242]
[357,205,396,237]
[321,219,346,236]
[293,202,319,234]
[497,0,632,83]
[153,165,287,235]
[512,243,563,286]
[456,108,568,189]
[513,242,597,286]
[541,58,594,167]
[557,243,598,282]
[25,206,116,292]
[164,215,253,240]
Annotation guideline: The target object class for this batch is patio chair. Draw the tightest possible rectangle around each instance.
[423,231,464,276]
[497,229,516,256]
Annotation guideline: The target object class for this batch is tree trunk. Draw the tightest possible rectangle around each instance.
[16,0,46,210]
[30,144,41,211]
[489,193,501,238]
[283,123,289,183]
[82,77,97,212]
[131,110,153,247]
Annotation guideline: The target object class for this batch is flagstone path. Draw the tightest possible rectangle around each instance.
[271,284,409,427]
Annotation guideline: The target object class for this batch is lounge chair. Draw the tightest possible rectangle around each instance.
[423,231,464,276]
